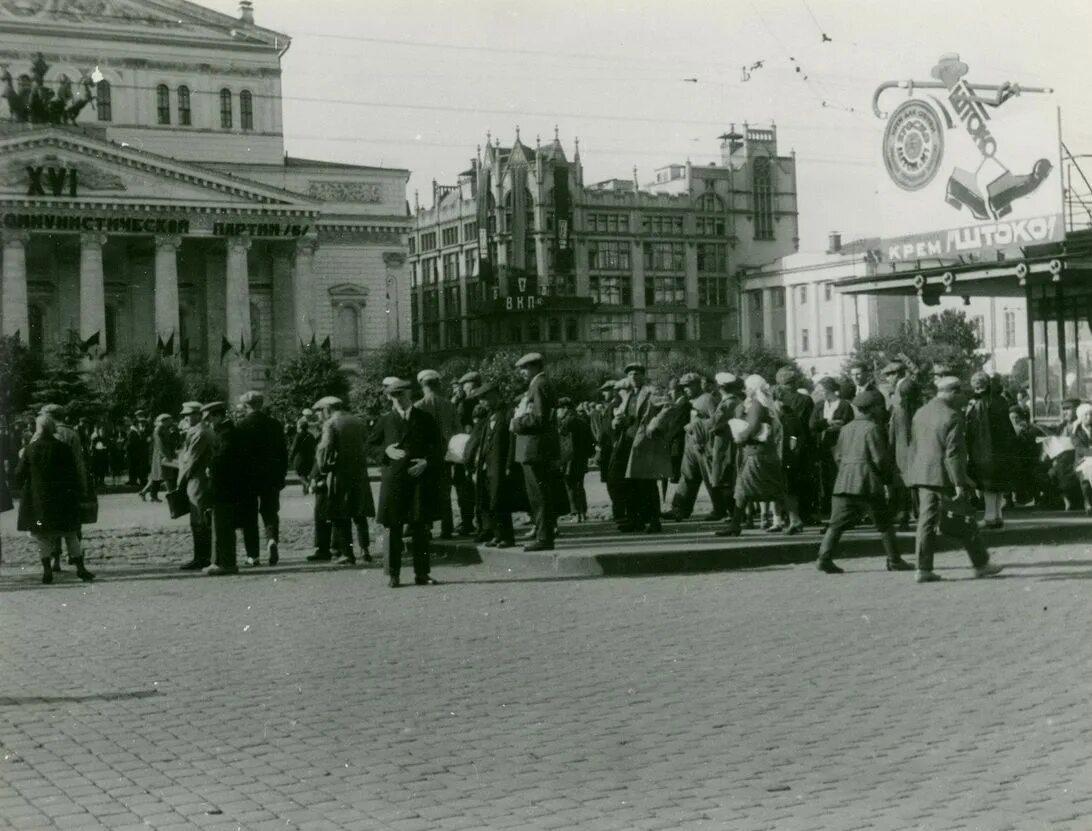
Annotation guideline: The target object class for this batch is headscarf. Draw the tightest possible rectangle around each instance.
[1076,403,1092,422]
[744,374,778,413]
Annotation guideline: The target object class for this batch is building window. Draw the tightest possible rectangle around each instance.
[645,275,686,306]
[588,240,630,271]
[420,232,437,251]
[589,275,631,305]
[640,215,684,235]
[219,89,232,128]
[698,276,730,306]
[774,288,785,308]
[646,312,687,342]
[824,282,833,301]
[801,328,809,353]
[177,85,191,125]
[528,318,541,342]
[445,320,463,348]
[28,304,44,356]
[589,315,631,341]
[753,156,774,240]
[696,243,728,273]
[696,192,723,213]
[464,249,476,278]
[825,326,834,351]
[587,213,629,233]
[442,226,459,247]
[548,317,561,342]
[240,90,253,130]
[643,242,686,272]
[443,285,461,317]
[463,220,478,242]
[95,80,111,121]
[972,315,985,344]
[408,237,416,255]
[156,84,170,124]
[700,313,727,341]
[1004,310,1017,347]
[798,285,807,304]
[695,215,726,236]
[443,252,459,282]
[565,317,578,341]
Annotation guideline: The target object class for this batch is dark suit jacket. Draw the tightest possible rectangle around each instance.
[16,435,81,533]
[512,371,559,464]
[476,406,525,511]
[832,415,891,497]
[809,399,855,458]
[209,421,246,505]
[318,411,375,520]
[236,410,287,493]
[559,412,595,475]
[370,406,442,526]
[906,397,971,490]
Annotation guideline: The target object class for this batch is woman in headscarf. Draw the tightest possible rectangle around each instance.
[16,414,94,584]
[1070,402,1092,513]
[965,370,1017,528]
[716,375,786,537]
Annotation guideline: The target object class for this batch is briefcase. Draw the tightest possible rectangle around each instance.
[165,489,190,519]
[938,495,976,536]
[79,496,99,525]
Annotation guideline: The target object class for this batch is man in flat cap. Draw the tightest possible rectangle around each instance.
[370,378,442,587]
[512,353,561,550]
[815,389,912,574]
[590,380,621,519]
[452,370,483,532]
[906,376,1002,582]
[312,397,375,565]
[176,401,214,570]
[38,404,91,572]
[849,361,887,423]
[809,376,855,524]
[667,373,725,521]
[415,368,466,538]
[200,402,244,575]
[235,391,288,567]
[709,372,745,517]
[771,366,814,531]
[470,384,519,547]
[611,362,667,533]
[882,360,921,530]
[557,395,594,522]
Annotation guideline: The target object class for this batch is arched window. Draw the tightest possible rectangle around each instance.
[156,84,170,124]
[96,80,111,121]
[28,304,44,356]
[177,85,191,126]
[752,156,774,240]
[240,89,253,130]
[249,301,262,359]
[697,192,723,212]
[219,88,232,129]
[335,305,361,357]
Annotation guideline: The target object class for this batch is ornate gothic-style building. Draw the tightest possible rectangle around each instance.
[407,125,799,370]
[0,0,410,398]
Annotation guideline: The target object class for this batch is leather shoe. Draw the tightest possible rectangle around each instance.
[361,551,374,563]
[334,554,357,565]
[973,562,1004,578]
[886,557,914,572]
[306,551,332,562]
[179,560,206,571]
[388,576,401,588]
[523,542,555,552]
[267,541,279,566]
[715,525,742,537]
[415,575,439,586]
[645,523,663,534]
[493,540,513,549]
[616,522,643,532]
[204,564,238,576]
[817,560,844,574]
[245,557,260,567]
[915,570,943,583]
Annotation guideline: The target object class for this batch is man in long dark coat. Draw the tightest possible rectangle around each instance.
[371,379,443,587]
[176,401,213,571]
[883,360,921,530]
[591,380,622,520]
[614,363,668,533]
[471,384,518,547]
[235,391,288,567]
[416,369,464,538]
[312,396,375,565]
[201,402,245,576]
[557,396,594,522]
[511,352,561,551]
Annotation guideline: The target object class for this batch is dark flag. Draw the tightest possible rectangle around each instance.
[80,331,100,354]
[309,333,317,349]
[320,335,331,353]
[477,162,495,284]
[220,335,233,364]
[163,332,174,356]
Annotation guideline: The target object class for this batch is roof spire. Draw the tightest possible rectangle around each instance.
[554,124,559,141]
[574,136,580,160]
[515,125,521,142]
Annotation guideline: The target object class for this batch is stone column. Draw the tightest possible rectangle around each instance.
[811,282,822,358]
[79,232,107,356]
[154,235,181,354]
[383,251,406,343]
[761,287,775,347]
[835,285,847,356]
[293,238,317,347]
[1,231,30,339]
[784,283,798,359]
[225,237,252,400]
[739,290,752,345]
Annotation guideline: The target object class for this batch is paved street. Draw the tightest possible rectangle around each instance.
[3,492,1092,830]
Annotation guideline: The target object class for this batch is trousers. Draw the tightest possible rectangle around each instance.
[188,500,212,566]
[239,487,280,560]
[671,444,726,518]
[387,522,430,579]
[450,463,476,531]
[521,461,556,544]
[817,494,900,563]
[564,467,588,515]
[913,486,990,572]
[212,501,237,570]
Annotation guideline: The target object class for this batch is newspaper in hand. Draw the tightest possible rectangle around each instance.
[1077,456,1092,484]
[728,418,770,444]
[1038,434,1074,459]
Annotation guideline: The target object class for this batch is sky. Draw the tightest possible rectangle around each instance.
[203,0,1092,253]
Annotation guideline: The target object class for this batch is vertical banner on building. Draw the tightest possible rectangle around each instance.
[477,164,494,284]
[874,53,1062,266]
[553,166,574,275]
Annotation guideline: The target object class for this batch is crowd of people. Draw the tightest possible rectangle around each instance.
[5,351,1090,587]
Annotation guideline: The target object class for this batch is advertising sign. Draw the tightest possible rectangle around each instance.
[874,53,1062,265]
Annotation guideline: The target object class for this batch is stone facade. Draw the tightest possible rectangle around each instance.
[0,0,410,400]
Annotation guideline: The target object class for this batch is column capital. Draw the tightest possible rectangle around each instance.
[1,230,31,246]
[227,236,252,253]
[155,234,183,251]
[383,251,405,268]
[80,231,107,248]
[294,237,318,257]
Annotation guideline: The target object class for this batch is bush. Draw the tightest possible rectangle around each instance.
[350,341,424,422]
[88,352,186,422]
[0,335,43,421]
[266,346,349,425]
[184,376,228,407]
[714,343,807,389]
[29,335,103,421]
[849,309,988,387]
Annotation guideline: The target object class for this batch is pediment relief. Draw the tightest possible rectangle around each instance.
[328,283,369,299]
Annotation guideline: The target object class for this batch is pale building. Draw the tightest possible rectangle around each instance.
[0,0,410,399]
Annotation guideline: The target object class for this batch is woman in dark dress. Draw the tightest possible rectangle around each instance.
[965,371,1017,528]
[16,414,94,584]
[717,374,785,537]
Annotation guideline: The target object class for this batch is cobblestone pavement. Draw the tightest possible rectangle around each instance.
[3,511,1092,830]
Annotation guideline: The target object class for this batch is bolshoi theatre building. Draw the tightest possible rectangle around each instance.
[0,0,410,399]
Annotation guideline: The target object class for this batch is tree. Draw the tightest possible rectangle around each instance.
[0,335,43,421]
[29,335,102,420]
[266,345,349,425]
[88,353,186,422]
[715,343,808,388]
[350,341,423,422]
[184,376,228,407]
[849,309,988,387]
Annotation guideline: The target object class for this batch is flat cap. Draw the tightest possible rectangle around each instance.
[515,352,544,368]
[180,401,202,415]
[469,382,498,399]
[774,366,795,386]
[39,403,64,416]
[417,369,441,383]
[239,390,264,408]
[714,372,738,387]
[882,360,905,374]
[599,380,617,392]
[623,362,646,374]
[679,372,701,386]
[935,376,962,392]
[313,395,343,409]
[816,376,839,392]
[852,389,885,411]
[385,378,412,393]
[134,409,148,418]
[200,401,226,416]
[558,396,573,407]
[458,371,482,384]
[154,413,171,424]
[380,376,401,389]
[1062,397,1081,408]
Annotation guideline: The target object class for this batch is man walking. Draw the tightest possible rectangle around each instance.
[511,353,560,551]
[176,401,213,571]
[311,397,374,565]
[201,402,244,576]
[372,379,442,587]
[666,373,723,521]
[235,391,288,567]
[40,404,89,573]
[614,363,668,534]
[416,369,462,538]
[884,360,920,530]
[906,376,1003,583]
